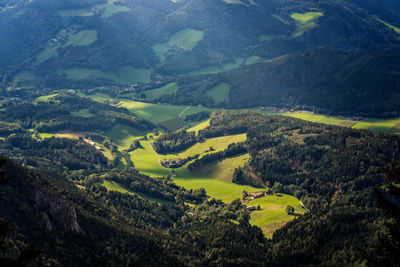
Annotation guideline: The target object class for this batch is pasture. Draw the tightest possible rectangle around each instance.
[191,154,250,183]
[152,28,204,62]
[290,12,324,38]
[101,180,174,205]
[58,9,94,17]
[143,82,179,100]
[187,119,210,133]
[160,133,247,160]
[247,194,306,238]
[105,124,148,150]
[352,117,400,133]
[206,83,230,103]
[376,18,400,34]
[34,93,58,103]
[130,141,171,178]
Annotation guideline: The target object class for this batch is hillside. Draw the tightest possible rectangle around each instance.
[171,47,400,117]
[1,0,400,90]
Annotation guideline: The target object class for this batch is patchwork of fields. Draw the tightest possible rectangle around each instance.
[30,91,400,237]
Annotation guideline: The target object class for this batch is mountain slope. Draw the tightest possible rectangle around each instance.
[170,47,400,117]
[1,0,400,89]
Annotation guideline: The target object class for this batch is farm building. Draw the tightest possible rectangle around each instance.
[246,206,256,212]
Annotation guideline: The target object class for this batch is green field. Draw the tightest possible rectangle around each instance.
[376,18,400,34]
[80,92,113,102]
[191,154,250,183]
[152,28,204,61]
[117,100,188,124]
[158,117,185,131]
[101,180,173,205]
[247,194,306,237]
[71,109,95,118]
[105,124,148,150]
[117,100,212,124]
[206,83,230,103]
[188,66,223,76]
[352,118,400,133]
[58,9,94,17]
[13,71,40,86]
[130,140,171,178]
[36,30,98,64]
[161,133,247,160]
[34,93,58,103]
[117,66,152,84]
[57,66,151,84]
[245,55,264,65]
[66,30,98,47]
[143,82,179,100]
[187,119,210,133]
[291,12,324,38]
[282,112,350,126]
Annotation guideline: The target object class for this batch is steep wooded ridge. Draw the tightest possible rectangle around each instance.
[173,47,400,116]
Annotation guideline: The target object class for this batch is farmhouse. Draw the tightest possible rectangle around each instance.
[249,191,267,199]
[246,206,256,212]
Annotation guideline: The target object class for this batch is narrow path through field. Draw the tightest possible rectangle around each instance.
[147,142,175,177]
[178,106,191,117]
[300,200,310,212]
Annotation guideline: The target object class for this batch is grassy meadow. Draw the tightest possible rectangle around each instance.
[101,180,173,205]
[143,82,179,100]
[206,83,230,103]
[105,124,148,150]
[247,194,306,238]
[291,12,324,38]
[153,28,204,62]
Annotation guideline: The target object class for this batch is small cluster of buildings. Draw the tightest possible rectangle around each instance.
[162,159,183,168]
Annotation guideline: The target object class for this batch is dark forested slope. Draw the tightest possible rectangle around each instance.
[171,47,400,117]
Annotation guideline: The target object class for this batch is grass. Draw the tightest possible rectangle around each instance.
[80,92,113,102]
[291,12,324,38]
[57,66,151,84]
[71,109,95,118]
[173,167,259,203]
[65,30,97,47]
[187,119,210,134]
[96,4,131,18]
[152,28,204,62]
[188,66,223,76]
[158,117,185,131]
[247,194,306,237]
[101,180,174,205]
[376,18,400,35]
[58,9,94,17]
[117,66,152,84]
[105,124,148,150]
[34,93,58,103]
[206,83,230,103]
[130,141,171,178]
[191,154,250,183]
[161,133,247,160]
[39,133,56,139]
[353,118,400,133]
[36,30,98,64]
[245,56,264,65]
[282,112,350,126]
[13,71,40,86]
[143,82,179,100]
[117,100,191,124]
